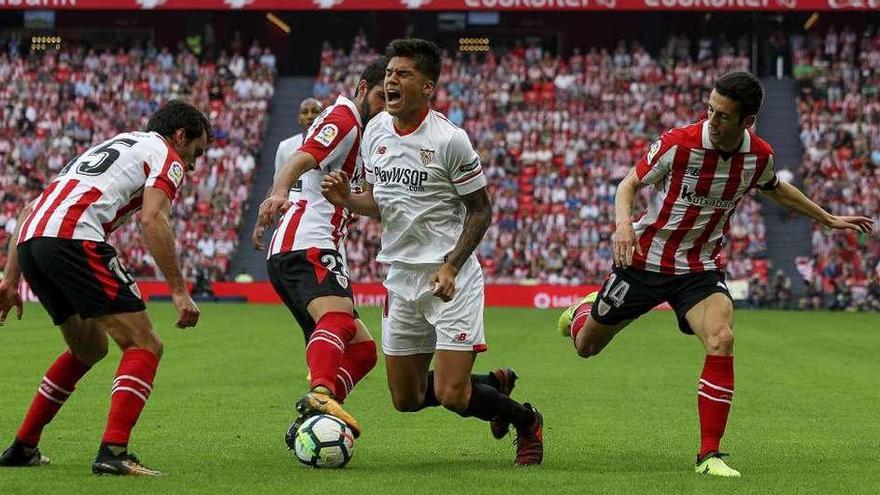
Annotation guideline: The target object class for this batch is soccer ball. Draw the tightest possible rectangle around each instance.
[288,415,355,468]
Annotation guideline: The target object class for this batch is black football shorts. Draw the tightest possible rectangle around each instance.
[267,247,357,340]
[18,238,146,325]
[590,265,732,334]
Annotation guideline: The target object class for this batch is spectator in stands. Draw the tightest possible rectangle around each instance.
[795,25,880,310]
[771,270,792,310]
[317,34,766,286]
[748,274,769,309]
[0,40,276,281]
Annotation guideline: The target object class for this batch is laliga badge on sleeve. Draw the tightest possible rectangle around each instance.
[168,161,184,187]
[315,124,339,147]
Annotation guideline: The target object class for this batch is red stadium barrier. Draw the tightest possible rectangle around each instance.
[142,281,604,308]
[19,279,601,309]
[0,0,876,11]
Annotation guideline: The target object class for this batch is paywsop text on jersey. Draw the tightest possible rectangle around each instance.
[373,165,429,192]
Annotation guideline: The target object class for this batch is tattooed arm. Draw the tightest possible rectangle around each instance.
[430,187,492,302]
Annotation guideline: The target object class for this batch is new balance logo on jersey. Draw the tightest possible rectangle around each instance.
[374,165,428,192]
[680,184,735,209]
[377,146,387,155]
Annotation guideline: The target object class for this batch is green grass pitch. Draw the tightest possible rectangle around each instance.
[1,303,878,494]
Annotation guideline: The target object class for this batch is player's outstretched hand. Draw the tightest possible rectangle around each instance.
[612,223,643,268]
[251,224,266,250]
[430,263,458,302]
[825,215,875,233]
[258,194,291,229]
[172,291,200,329]
[0,279,23,326]
[321,171,351,207]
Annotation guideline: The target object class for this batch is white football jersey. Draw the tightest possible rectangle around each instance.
[267,95,362,257]
[362,110,486,265]
[18,131,185,244]
[274,132,304,197]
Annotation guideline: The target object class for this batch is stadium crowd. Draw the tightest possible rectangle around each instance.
[316,34,769,285]
[4,28,876,312]
[0,39,276,283]
[794,25,880,311]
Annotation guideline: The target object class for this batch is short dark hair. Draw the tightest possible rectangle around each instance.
[360,56,388,91]
[146,100,213,143]
[713,71,764,120]
[385,38,441,86]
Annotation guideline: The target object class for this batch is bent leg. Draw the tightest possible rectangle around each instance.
[385,353,433,412]
[334,319,377,402]
[432,350,476,412]
[574,316,631,359]
[94,311,161,448]
[13,316,97,448]
[573,268,659,359]
[434,351,536,432]
[305,296,357,396]
[61,315,109,365]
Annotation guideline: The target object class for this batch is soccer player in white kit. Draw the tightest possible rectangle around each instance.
[322,39,543,466]
[257,59,388,439]
[0,101,210,476]
[251,97,322,250]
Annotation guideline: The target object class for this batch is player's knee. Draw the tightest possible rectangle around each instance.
[574,329,605,359]
[390,393,423,412]
[71,345,107,366]
[149,336,164,358]
[134,331,163,358]
[705,325,734,355]
[436,381,469,413]
[575,340,602,359]
[362,346,378,373]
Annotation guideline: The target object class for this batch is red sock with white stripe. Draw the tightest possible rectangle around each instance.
[307,312,357,397]
[570,304,592,346]
[16,351,91,447]
[334,340,378,402]
[101,348,159,446]
[697,354,734,456]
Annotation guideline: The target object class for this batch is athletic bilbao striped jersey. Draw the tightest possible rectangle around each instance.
[631,120,777,275]
[267,95,362,258]
[18,131,185,244]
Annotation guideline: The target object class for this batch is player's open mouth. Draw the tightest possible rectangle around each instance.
[386,88,402,106]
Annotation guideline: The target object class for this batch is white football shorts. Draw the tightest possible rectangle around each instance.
[381,256,487,356]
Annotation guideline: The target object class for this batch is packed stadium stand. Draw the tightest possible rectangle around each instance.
[794,26,880,310]
[2,26,877,310]
[316,34,770,285]
[0,40,276,283]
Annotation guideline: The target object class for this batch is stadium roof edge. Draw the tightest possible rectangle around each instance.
[0,0,877,12]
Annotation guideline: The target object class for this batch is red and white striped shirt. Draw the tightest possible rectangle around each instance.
[18,131,185,244]
[267,95,362,258]
[631,120,776,275]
